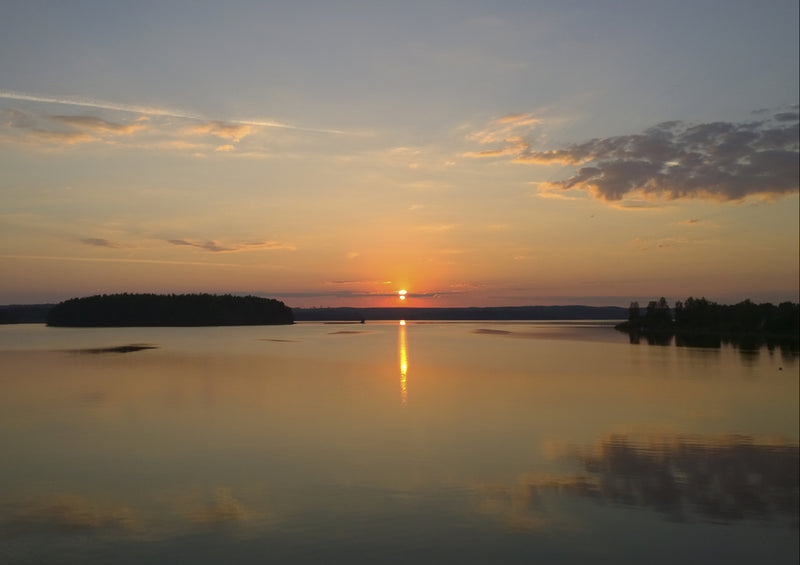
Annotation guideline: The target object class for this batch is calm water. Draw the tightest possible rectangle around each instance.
[1,321,797,564]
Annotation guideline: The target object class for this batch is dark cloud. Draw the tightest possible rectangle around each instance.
[168,238,233,252]
[80,237,120,248]
[774,112,799,122]
[167,238,294,253]
[519,113,799,202]
[269,290,440,299]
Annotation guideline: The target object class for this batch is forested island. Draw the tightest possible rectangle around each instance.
[616,297,799,348]
[45,293,294,327]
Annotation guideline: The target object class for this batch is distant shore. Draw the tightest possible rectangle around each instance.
[2,303,627,324]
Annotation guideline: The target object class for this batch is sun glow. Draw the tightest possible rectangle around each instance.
[398,289,407,301]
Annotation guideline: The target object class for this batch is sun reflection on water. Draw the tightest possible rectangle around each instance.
[398,320,408,406]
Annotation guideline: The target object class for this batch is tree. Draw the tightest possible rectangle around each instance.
[628,301,640,324]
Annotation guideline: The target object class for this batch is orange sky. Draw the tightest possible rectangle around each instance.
[1,3,798,307]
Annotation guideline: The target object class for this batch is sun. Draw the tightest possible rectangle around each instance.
[398,289,407,301]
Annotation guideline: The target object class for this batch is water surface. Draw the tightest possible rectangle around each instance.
[1,321,797,564]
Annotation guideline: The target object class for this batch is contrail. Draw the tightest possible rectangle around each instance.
[0,89,347,134]
[0,89,202,120]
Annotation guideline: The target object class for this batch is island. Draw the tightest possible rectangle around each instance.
[615,297,799,348]
[46,293,294,327]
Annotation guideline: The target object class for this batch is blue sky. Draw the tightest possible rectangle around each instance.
[1,1,798,306]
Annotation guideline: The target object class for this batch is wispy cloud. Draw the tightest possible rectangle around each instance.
[0,254,249,268]
[51,115,148,135]
[0,89,347,134]
[192,121,253,142]
[1,108,149,146]
[631,236,692,252]
[0,494,136,536]
[518,111,799,202]
[79,237,122,249]
[167,238,295,253]
[0,90,201,120]
[464,113,539,158]
[186,487,256,524]
[413,223,457,233]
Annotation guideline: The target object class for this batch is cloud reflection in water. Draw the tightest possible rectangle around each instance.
[479,434,799,529]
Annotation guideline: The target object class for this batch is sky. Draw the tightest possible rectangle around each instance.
[1,1,798,308]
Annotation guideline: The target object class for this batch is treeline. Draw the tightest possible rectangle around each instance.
[618,297,799,336]
[0,304,54,324]
[46,293,293,327]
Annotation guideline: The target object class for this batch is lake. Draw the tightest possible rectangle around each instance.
[1,321,797,564]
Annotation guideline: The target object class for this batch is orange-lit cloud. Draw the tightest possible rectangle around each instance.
[413,223,457,233]
[50,115,148,135]
[186,487,256,524]
[0,90,349,134]
[0,494,136,536]
[465,113,539,159]
[0,108,150,147]
[0,90,352,156]
[192,121,253,142]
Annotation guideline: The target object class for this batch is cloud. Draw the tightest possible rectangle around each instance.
[1,108,148,146]
[188,487,255,524]
[414,223,457,233]
[0,253,250,268]
[51,115,147,135]
[464,137,528,158]
[79,237,122,248]
[464,113,539,158]
[519,112,799,202]
[269,286,449,299]
[167,238,295,253]
[0,89,200,120]
[0,494,136,537]
[193,121,253,142]
[0,90,347,134]
[476,434,799,528]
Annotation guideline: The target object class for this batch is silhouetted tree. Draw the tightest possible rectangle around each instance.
[628,301,640,323]
[644,297,672,330]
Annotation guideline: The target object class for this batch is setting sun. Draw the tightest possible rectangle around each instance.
[398,290,407,301]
